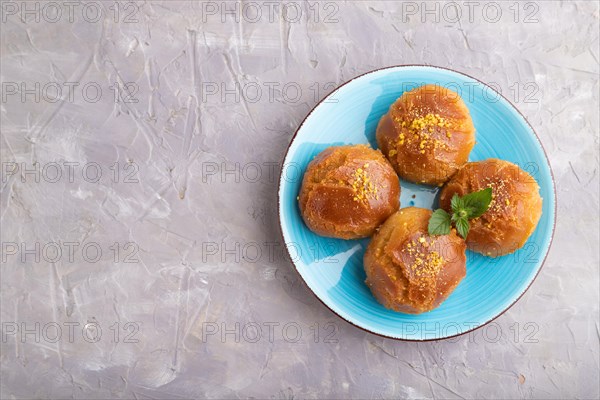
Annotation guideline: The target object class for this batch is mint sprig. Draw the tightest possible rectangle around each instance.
[428,209,452,235]
[427,188,492,239]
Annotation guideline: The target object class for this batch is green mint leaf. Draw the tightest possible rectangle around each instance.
[450,194,464,214]
[428,209,452,236]
[455,217,470,239]
[436,188,491,239]
[461,188,493,219]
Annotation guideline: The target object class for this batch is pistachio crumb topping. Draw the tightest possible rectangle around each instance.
[350,163,380,203]
[404,235,446,284]
[393,111,455,153]
[484,178,510,216]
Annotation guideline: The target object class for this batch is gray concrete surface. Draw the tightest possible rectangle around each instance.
[1,1,598,399]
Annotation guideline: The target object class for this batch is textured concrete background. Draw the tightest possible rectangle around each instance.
[1,1,598,399]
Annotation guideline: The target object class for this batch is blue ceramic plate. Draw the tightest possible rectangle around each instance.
[278,65,555,340]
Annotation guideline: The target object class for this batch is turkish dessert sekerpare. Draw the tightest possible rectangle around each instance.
[294,80,545,316]
[439,159,543,257]
[364,207,467,314]
[298,144,400,239]
[377,84,476,186]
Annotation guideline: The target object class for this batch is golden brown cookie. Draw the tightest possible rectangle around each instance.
[377,84,476,186]
[364,207,467,314]
[298,145,400,239]
[439,159,543,257]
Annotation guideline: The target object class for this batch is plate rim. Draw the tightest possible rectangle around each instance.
[277,64,557,342]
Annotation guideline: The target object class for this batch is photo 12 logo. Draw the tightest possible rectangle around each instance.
[199,81,340,105]
[2,321,141,344]
[401,321,540,343]
[392,81,539,105]
[1,161,139,184]
[1,81,139,104]
[1,1,140,24]
[1,241,140,264]
[199,1,339,24]
[200,321,339,344]
[398,1,540,24]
